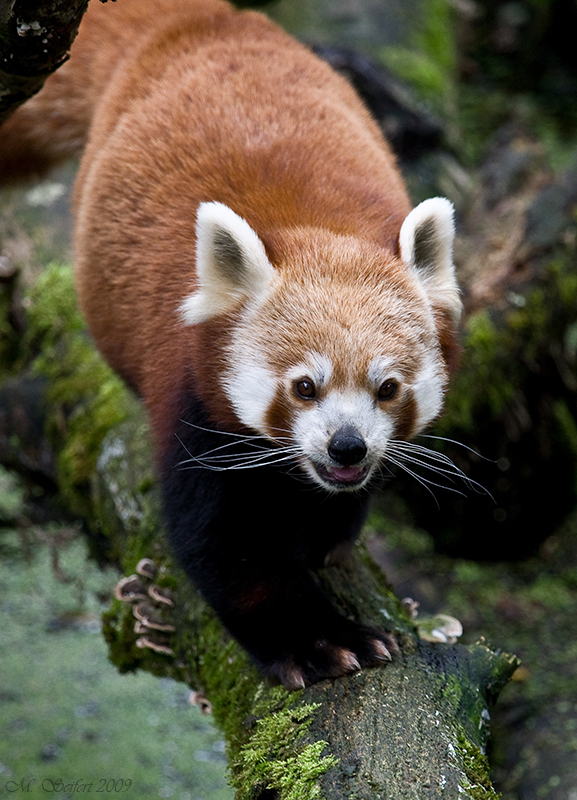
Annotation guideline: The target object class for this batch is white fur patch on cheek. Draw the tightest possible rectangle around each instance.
[223,359,278,434]
[412,355,446,431]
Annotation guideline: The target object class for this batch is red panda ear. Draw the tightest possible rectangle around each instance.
[180,202,275,325]
[399,197,462,325]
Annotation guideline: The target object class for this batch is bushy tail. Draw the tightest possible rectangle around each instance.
[0,66,94,185]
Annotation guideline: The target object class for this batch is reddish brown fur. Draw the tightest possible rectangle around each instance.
[1,0,415,457]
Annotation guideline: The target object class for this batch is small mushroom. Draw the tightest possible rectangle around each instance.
[189,691,213,715]
[148,584,175,607]
[114,575,148,603]
[132,601,176,632]
[136,558,158,580]
[401,597,420,619]
[133,620,149,634]
[135,635,174,655]
[416,613,463,644]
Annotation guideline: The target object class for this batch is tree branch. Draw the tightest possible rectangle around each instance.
[0,0,90,125]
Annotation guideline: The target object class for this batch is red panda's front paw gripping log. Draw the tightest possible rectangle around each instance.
[263,626,399,691]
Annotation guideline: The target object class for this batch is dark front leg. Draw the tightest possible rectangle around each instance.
[161,415,397,689]
[212,556,397,689]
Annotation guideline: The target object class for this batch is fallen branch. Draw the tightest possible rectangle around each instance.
[0,0,90,125]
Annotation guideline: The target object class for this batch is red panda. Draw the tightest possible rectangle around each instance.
[0,0,461,689]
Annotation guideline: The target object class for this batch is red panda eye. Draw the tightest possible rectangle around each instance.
[378,380,398,401]
[294,379,316,400]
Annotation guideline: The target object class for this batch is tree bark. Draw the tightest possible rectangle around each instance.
[0,0,90,125]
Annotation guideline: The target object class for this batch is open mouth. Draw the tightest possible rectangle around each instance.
[313,463,370,488]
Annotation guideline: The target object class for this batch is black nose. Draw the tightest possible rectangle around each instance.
[327,425,367,466]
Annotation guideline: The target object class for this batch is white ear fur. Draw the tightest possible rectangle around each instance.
[180,202,275,325]
[399,197,461,324]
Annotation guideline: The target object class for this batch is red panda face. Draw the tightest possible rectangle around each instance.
[223,264,448,491]
[181,201,461,492]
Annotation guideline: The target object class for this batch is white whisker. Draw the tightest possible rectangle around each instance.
[418,434,496,463]
[180,419,293,445]
[176,439,271,467]
[383,453,445,507]
[385,438,494,502]
[389,442,471,479]
[180,420,263,439]
[385,453,469,497]
[180,451,300,472]
[174,427,302,472]
[389,453,480,494]
[179,438,277,463]
[184,446,300,467]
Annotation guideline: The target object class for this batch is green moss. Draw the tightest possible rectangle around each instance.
[91,417,165,566]
[442,674,464,712]
[457,728,501,800]
[438,309,517,433]
[0,465,25,522]
[233,703,337,800]
[22,263,131,512]
[102,595,188,684]
[193,612,258,741]
[438,248,577,447]
[101,603,144,675]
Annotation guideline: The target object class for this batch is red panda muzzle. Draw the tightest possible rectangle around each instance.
[327,425,368,466]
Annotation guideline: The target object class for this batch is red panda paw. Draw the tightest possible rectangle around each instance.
[264,626,398,690]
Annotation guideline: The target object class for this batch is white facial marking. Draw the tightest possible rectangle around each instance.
[367,356,404,394]
[286,352,333,388]
[411,354,445,431]
[223,358,277,433]
[293,388,395,491]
